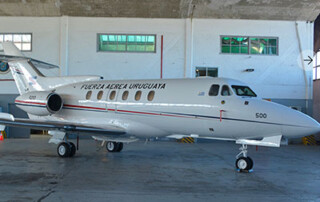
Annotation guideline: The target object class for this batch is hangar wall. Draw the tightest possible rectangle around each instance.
[0,16,314,116]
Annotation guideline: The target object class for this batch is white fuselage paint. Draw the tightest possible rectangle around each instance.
[17,77,320,140]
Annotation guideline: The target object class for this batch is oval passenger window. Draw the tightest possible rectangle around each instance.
[135,91,142,101]
[86,91,92,100]
[97,91,103,100]
[122,91,129,100]
[147,91,155,101]
[109,90,116,100]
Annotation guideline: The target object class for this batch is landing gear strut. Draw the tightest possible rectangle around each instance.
[106,142,123,152]
[235,144,253,172]
[57,141,76,158]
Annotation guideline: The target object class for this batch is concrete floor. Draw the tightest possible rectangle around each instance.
[0,136,319,202]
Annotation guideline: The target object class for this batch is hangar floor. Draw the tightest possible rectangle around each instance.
[0,136,319,202]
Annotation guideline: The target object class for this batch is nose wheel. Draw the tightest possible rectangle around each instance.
[235,144,253,172]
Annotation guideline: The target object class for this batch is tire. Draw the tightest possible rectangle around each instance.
[116,143,123,152]
[69,142,76,157]
[235,157,252,171]
[57,142,70,157]
[247,156,254,170]
[106,141,118,152]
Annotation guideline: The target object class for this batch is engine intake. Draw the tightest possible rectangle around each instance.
[15,91,63,116]
[47,93,63,113]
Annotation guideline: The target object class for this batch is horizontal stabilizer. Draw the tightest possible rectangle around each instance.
[236,134,282,147]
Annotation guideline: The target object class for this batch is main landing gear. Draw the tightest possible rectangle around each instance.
[235,144,254,172]
[57,141,76,158]
[106,142,123,152]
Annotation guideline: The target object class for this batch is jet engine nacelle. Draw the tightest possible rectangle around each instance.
[15,91,63,116]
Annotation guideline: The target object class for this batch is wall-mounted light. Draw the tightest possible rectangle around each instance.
[244,68,254,72]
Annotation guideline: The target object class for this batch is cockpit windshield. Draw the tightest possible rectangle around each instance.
[231,85,257,97]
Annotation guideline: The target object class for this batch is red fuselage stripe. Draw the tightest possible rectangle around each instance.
[14,101,191,118]
[15,100,46,106]
[64,104,106,111]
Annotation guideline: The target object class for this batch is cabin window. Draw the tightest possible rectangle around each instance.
[231,85,257,97]
[122,91,129,100]
[86,91,92,100]
[135,91,142,101]
[97,91,103,100]
[109,90,116,100]
[147,91,155,101]
[221,85,232,96]
[209,85,219,96]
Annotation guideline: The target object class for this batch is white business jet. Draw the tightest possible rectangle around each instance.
[0,42,319,172]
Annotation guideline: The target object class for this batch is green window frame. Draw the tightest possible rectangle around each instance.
[221,37,249,54]
[0,33,32,51]
[221,36,278,55]
[98,34,156,53]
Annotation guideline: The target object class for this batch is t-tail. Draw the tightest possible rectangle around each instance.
[2,42,43,94]
[1,42,103,95]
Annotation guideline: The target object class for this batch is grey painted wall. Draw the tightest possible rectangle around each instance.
[0,94,30,138]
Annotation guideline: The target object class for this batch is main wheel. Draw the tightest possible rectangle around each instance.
[235,157,253,171]
[247,157,254,170]
[69,142,76,157]
[116,143,123,152]
[57,142,70,157]
[106,141,118,152]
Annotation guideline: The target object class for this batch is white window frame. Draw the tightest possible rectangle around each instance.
[0,33,32,52]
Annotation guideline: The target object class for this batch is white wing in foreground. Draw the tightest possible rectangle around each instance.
[0,112,126,135]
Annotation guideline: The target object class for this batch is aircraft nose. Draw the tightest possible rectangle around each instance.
[281,109,320,137]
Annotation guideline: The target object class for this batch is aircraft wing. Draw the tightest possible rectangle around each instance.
[0,112,126,135]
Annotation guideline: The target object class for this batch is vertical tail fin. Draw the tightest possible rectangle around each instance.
[2,42,45,94]
[1,42,103,95]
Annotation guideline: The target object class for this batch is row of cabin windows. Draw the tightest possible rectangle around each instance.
[85,90,155,101]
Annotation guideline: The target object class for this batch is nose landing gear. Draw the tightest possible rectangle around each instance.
[235,144,253,172]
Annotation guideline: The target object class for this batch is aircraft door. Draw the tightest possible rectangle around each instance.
[219,84,233,116]
[206,84,233,136]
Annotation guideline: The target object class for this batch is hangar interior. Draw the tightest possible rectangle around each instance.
[0,1,320,201]
[0,0,319,139]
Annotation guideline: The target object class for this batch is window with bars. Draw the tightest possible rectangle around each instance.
[221,36,278,55]
[0,33,32,51]
[98,34,156,53]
